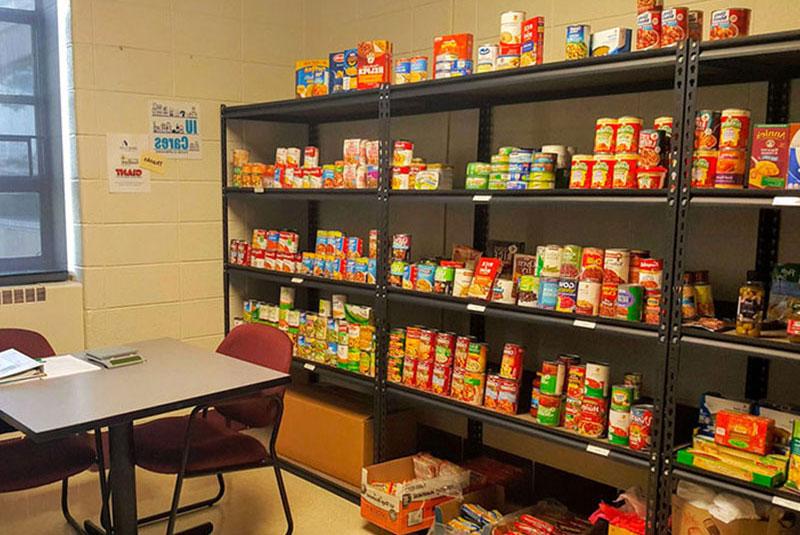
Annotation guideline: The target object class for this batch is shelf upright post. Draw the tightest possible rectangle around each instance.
[306,123,320,313]
[221,104,231,334]
[374,83,392,462]
[654,38,699,535]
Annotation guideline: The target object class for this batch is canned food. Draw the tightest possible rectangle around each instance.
[616,117,643,153]
[594,118,619,154]
[604,249,631,284]
[566,364,586,399]
[591,156,615,189]
[431,363,452,395]
[579,248,605,282]
[462,372,486,406]
[578,396,608,437]
[715,148,747,188]
[539,277,559,310]
[304,146,319,168]
[654,116,674,137]
[564,397,582,430]
[613,153,639,188]
[476,43,498,73]
[387,356,403,383]
[415,360,433,390]
[639,129,670,168]
[637,10,662,50]
[556,278,578,313]
[576,281,602,316]
[517,275,540,308]
[500,343,525,381]
[645,290,662,325]
[688,10,704,41]
[639,258,664,290]
[629,250,648,284]
[402,358,418,386]
[434,332,456,366]
[599,283,619,318]
[637,167,667,189]
[465,342,488,373]
[541,360,566,396]
[611,385,634,411]
[630,404,653,450]
[537,393,562,426]
[719,109,751,150]
[616,284,644,322]
[609,409,631,445]
[541,244,563,277]
[710,8,750,41]
[585,362,610,398]
[418,328,436,362]
[637,0,662,14]
[569,155,594,189]
[454,336,473,368]
[560,245,582,278]
[500,11,525,44]
[691,150,718,188]
[661,7,688,47]
[566,25,591,60]
[393,141,414,166]
[695,110,721,150]
[624,372,644,401]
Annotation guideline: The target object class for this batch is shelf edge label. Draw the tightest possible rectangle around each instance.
[466,303,486,313]
[586,444,610,457]
[254,186,265,194]
[303,363,316,371]
[772,196,800,207]
[472,194,492,203]
[291,277,304,284]
[773,496,800,512]
[574,319,597,330]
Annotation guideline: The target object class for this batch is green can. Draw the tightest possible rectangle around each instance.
[497,146,517,157]
[465,176,489,190]
[610,384,634,411]
[536,394,562,426]
[560,244,583,278]
[466,162,491,177]
[616,284,645,322]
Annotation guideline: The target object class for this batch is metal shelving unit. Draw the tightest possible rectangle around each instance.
[220,32,800,533]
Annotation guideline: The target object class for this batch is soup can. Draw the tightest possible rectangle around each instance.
[454,335,473,369]
[710,8,751,41]
[661,7,689,47]
[434,331,456,366]
[540,360,566,395]
[694,110,721,150]
[576,281,601,316]
[691,150,718,188]
[611,384,634,411]
[613,153,639,188]
[556,278,578,313]
[624,372,644,401]
[537,393,562,426]
[636,10,662,51]
[599,283,619,318]
[466,342,488,372]
[616,284,644,321]
[604,249,631,284]
[539,277,559,310]
[569,155,594,189]
[564,397,582,430]
[585,362,610,398]
[616,117,643,153]
[566,364,586,399]
[591,156,615,188]
[715,148,746,188]
[630,404,654,450]
[609,409,631,445]
[500,343,524,381]
[578,396,607,437]
[654,116,674,136]
[579,248,605,282]
[719,108,751,150]
[629,250,649,284]
[594,118,619,154]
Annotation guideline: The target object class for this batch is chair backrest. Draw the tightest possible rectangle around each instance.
[216,323,292,375]
[0,328,55,359]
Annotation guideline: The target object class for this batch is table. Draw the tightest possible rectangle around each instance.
[0,338,291,535]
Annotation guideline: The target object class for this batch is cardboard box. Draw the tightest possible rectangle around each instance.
[672,495,769,535]
[749,124,790,189]
[609,527,638,535]
[428,485,505,535]
[789,123,800,189]
[357,40,392,89]
[276,384,416,487]
[715,410,774,455]
[361,456,471,534]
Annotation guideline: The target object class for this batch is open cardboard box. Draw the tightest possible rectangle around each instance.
[428,485,505,535]
[361,456,471,535]
[672,495,769,535]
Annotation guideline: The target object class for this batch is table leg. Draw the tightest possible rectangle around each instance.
[108,421,138,535]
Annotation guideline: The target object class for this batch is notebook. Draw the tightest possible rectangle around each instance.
[0,349,45,385]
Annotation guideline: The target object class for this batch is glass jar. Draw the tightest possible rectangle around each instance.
[736,273,765,337]
[681,272,697,320]
[694,270,715,318]
[787,302,800,343]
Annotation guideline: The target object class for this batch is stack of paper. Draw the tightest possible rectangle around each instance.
[0,349,45,385]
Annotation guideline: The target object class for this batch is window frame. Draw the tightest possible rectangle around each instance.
[0,2,67,286]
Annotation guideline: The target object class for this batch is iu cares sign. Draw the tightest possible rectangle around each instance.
[149,99,202,160]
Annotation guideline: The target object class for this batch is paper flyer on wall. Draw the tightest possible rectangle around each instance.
[149,99,201,159]
[107,134,151,193]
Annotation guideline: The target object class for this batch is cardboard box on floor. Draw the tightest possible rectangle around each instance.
[361,456,471,534]
[672,495,769,535]
[276,384,416,487]
[428,485,505,535]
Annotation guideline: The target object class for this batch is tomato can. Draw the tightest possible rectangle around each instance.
[611,385,634,411]
[691,150,718,188]
[636,10,662,51]
[609,409,631,445]
[540,360,566,395]
[578,396,608,437]
[462,371,486,406]
[500,343,525,381]
[569,154,594,189]
[639,258,664,290]
[465,342,488,373]
[654,116,674,137]
[431,363,452,395]
[645,289,662,325]
[639,129,670,168]
[616,284,644,322]
[585,362,610,398]
[603,248,631,284]
[594,118,619,154]
[719,108,751,150]
[624,372,644,401]
[418,328,436,362]
[710,8,750,41]
[576,281,601,316]
[688,10,703,41]
[564,397,582,430]
[556,278,578,313]
[591,155,615,189]
[616,117,643,153]
[715,148,747,188]
[434,331,456,366]
[613,153,639,188]
[560,244,582,279]
[566,364,586,399]
[600,283,618,318]
[454,335,473,368]
[630,404,654,450]
[661,7,689,47]
[629,250,649,284]
[496,378,520,414]
[579,247,605,283]
[537,393,562,426]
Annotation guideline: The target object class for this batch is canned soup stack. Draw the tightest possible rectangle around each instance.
[532,355,652,451]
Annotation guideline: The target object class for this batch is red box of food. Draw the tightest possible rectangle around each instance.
[433,33,473,62]
[467,257,503,300]
[688,10,703,41]
[748,125,790,189]
[714,410,774,455]
[357,40,392,89]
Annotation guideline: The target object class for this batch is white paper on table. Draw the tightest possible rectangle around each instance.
[42,355,101,379]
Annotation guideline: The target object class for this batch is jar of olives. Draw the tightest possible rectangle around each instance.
[788,302,800,343]
[736,271,765,337]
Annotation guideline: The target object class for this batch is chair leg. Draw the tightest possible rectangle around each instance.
[137,473,225,526]
[166,406,205,535]
[268,396,293,535]
[61,478,85,534]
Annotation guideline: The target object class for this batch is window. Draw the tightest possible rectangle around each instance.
[0,0,67,284]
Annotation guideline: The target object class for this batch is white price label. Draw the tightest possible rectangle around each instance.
[303,363,316,372]
[291,277,303,284]
[472,194,492,203]
[586,444,611,457]
[466,303,486,313]
[254,186,265,194]
[773,496,800,512]
[573,319,597,330]
[772,196,800,207]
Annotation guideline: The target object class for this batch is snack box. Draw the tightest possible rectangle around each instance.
[295,59,329,99]
[591,27,632,57]
[715,409,774,455]
[433,33,473,63]
[358,40,392,89]
[329,49,358,93]
[520,17,544,67]
[697,393,752,438]
[467,257,503,300]
[789,123,800,190]
[361,456,470,535]
[749,124,790,189]
[785,420,800,492]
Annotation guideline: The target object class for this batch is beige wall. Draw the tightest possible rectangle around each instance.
[66,0,300,350]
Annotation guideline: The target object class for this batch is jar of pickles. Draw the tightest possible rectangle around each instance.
[788,302,800,343]
[736,272,765,337]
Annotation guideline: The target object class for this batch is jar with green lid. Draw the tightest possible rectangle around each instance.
[736,271,765,337]
[787,302,800,343]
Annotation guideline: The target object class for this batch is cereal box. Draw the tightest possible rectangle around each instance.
[790,123,800,190]
[329,49,358,93]
[520,17,544,66]
[357,40,392,89]
[748,125,789,189]
[295,60,329,98]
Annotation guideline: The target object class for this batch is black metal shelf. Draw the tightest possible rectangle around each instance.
[389,189,667,204]
[697,30,800,86]
[681,329,800,362]
[224,187,378,201]
[387,287,659,339]
[222,88,380,124]
[279,458,361,504]
[225,264,376,297]
[689,189,800,207]
[387,382,650,468]
[672,464,800,511]
[291,357,375,386]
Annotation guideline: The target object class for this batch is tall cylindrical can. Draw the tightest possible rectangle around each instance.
[630,404,654,451]
[537,393,562,426]
[609,409,631,445]
[540,360,566,396]
[624,372,644,401]
[584,362,610,398]
[578,396,607,438]
[611,384,634,411]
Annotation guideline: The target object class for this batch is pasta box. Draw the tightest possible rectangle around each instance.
[749,124,790,189]
[789,122,800,189]
[357,40,392,89]
[714,409,774,455]
[329,49,358,93]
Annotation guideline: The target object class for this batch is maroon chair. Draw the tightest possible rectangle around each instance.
[0,328,96,533]
[132,324,294,535]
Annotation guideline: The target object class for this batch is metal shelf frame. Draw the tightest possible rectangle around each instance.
[220,33,800,532]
